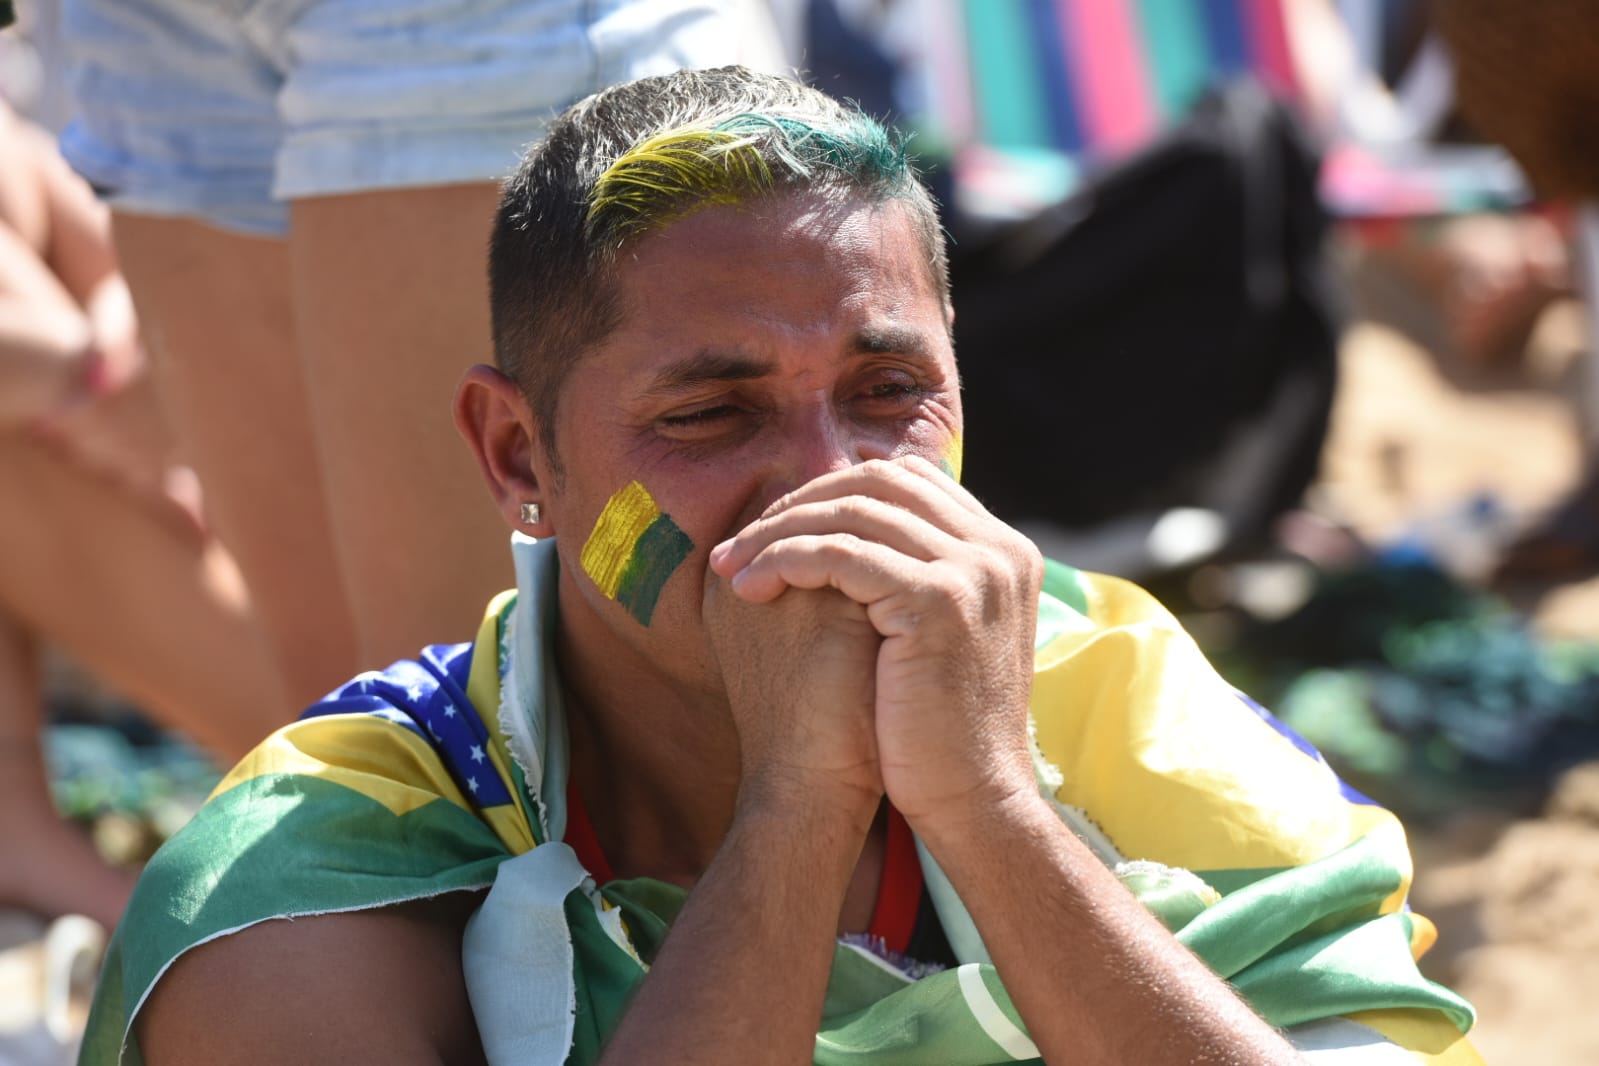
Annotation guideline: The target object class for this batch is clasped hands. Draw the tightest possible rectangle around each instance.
[705,457,1044,837]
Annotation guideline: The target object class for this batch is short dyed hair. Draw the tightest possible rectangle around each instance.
[489,65,948,459]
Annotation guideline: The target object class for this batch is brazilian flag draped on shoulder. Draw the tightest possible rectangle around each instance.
[81,536,1481,1065]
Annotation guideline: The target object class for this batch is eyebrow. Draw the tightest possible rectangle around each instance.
[640,350,774,399]
[639,325,940,399]
[853,324,935,359]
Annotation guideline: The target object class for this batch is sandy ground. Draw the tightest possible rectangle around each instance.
[1319,262,1599,1063]
[1409,769,1599,1066]
[3,279,1595,1064]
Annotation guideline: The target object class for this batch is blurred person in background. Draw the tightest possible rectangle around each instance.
[0,96,282,930]
[1432,0,1599,584]
[1318,0,1576,373]
[54,0,763,715]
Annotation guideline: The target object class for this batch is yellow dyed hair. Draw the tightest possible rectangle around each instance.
[585,111,915,245]
[588,127,773,239]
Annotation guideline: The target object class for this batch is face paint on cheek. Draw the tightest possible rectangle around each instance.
[579,481,696,627]
[936,434,963,482]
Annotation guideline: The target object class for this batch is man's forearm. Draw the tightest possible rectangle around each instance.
[916,793,1306,1065]
[598,798,874,1065]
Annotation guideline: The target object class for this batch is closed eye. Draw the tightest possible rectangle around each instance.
[660,404,738,427]
[854,376,929,413]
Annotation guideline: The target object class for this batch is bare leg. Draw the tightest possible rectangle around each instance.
[1492,204,1599,583]
[0,438,282,758]
[110,217,357,709]
[290,186,514,666]
[1360,212,1571,368]
[0,610,137,930]
[0,437,282,928]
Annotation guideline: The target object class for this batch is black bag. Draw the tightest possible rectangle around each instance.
[948,81,1340,558]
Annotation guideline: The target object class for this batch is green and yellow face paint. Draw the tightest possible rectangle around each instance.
[936,434,964,482]
[579,481,695,626]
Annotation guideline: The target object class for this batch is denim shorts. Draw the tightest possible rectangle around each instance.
[58,0,734,236]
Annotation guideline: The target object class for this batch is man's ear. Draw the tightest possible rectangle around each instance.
[453,365,556,536]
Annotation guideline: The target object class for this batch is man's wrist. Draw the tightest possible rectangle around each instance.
[903,779,1059,867]
[705,792,876,939]
[733,769,881,841]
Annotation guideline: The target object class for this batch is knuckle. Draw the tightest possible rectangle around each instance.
[862,457,912,487]
[990,528,1043,584]
[920,562,968,607]
[1016,538,1045,586]
[761,488,801,521]
[819,531,866,562]
[830,495,880,526]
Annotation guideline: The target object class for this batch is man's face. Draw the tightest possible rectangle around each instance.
[542,191,961,694]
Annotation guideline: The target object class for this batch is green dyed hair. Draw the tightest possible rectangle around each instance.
[490,66,949,463]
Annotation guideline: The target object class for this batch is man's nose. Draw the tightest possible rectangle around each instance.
[754,401,880,511]
[791,403,861,485]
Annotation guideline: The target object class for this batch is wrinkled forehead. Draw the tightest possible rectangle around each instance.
[600,192,951,343]
[608,186,947,308]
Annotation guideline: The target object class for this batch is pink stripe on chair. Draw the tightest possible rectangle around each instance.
[924,0,977,145]
[1058,0,1158,153]
[1243,0,1301,100]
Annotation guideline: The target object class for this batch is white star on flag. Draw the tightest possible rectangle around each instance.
[444,705,457,718]
[468,777,480,794]
[470,745,485,764]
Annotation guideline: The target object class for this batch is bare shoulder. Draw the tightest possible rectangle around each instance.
[136,893,486,1066]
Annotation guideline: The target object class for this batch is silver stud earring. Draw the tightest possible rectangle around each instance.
[519,502,542,525]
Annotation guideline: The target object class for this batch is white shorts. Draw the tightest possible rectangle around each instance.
[58,0,734,235]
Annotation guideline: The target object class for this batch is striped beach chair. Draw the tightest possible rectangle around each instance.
[908,0,1528,221]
